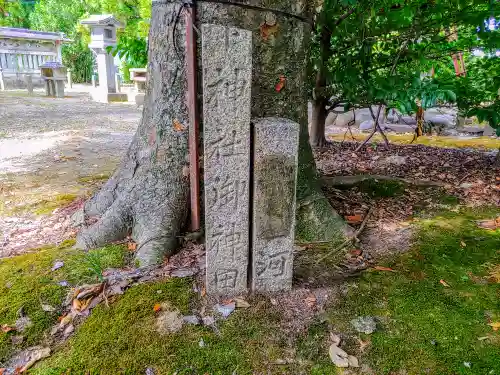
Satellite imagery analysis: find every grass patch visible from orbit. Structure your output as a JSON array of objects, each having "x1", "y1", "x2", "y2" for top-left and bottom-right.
[
  {"x1": 0, "y1": 241, "x2": 127, "y2": 363},
  {"x1": 322, "y1": 208, "x2": 500, "y2": 374},
  {"x1": 329, "y1": 133, "x2": 500, "y2": 150}
]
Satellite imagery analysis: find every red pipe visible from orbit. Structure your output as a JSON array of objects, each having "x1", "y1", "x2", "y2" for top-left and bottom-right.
[{"x1": 185, "y1": 4, "x2": 201, "y2": 232}]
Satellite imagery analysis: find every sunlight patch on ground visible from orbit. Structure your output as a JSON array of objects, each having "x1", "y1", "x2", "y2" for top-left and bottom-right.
[{"x1": 329, "y1": 133, "x2": 500, "y2": 150}]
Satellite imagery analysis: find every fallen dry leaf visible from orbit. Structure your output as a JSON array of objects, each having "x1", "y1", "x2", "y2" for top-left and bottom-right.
[
  {"x1": 488, "y1": 322, "x2": 500, "y2": 331},
  {"x1": 234, "y1": 297, "x2": 250, "y2": 309},
  {"x1": 200, "y1": 286, "x2": 206, "y2": 298},
  {"x1": 476, "y1": 217, "x2": 500, "y2": 230},
  {"x1": 357, "y1": 337, "x2": 371, "y2": 352},
  {"x1": 1, "y1": 324, "x2": 16, "y2": 333},
  {"x1": 373, "y1": 266, "x2": 396, "y2": 272},
  {"x1": 173, "y1": 119, "x2": 185, "y2": 132},
  {"x1": 460, "y1": 240, "x2": 467, "y2": 248},
  {"x1": 0, "y1": 368, "x2": 5, "y2": 375},
  {"x1": 440, "y1": 279, "x2": 451, "y2": 287},
  {"x1": 305, "y1": 294, "x2": 317, "y2": 308},
  {"x1": 79, "y1": 298, "x2": 93, "y2": 312},
  {"x1": 350, "y1": 249, "x2": 363, "y2": 257},
  {"x1": 260, "y1": 23, "x2": 279, "y2": 40},
  {"x1": 127, "y1": 242, "x2": 137, "y2": 251},
  {"x1": 154, "y1": 303, "x2": 162, "y2": 313},
  {"x1": 345, "y1": 214, "x2": 363, "y2": 224},
  {"x1": 72, "y1": 299, "x2": 82, "y2": 311}
]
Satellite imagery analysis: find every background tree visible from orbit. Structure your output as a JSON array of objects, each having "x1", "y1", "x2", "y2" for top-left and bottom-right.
[
  {"x1": 0, "y1": 0, "x2": 34, "y2": 28},
  {"x1": 25, "y1": 0, "x2": 151, "y2": 83},
  {"x1": 309, "y1": 0, "x2": 500, "y2": 147}
]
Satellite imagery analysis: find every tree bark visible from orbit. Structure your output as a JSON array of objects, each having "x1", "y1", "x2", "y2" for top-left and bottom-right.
[
  {"x1": 310, "y1": 98, "x2": 329, "y2": 147},
  {"x1": 76, "y1": 1, "x2": 190, "y2": 266},
  {"x1": 77, "y1": 0, "x2": 351, "y2": 266},
  {"x1": 309, "y1": 12, "x2": 332, "y2": 147}
]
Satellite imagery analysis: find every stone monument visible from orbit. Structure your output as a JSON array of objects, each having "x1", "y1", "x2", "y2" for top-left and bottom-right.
[
  {"x1": 80, "y1": 15, "x2": 127, "y2": 103},
  {"x1": 202, "y1": 23, "x2": 300, "y2": 295},
  {"x1": 203, "y1": 24, "x2": 252, "y2": 295},
  {"x1": 252, "y1": 118, "x2": 299, "y2": 292}
]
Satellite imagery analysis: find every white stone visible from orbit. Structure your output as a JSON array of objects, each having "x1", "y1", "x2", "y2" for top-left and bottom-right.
[
  {"x1": 329, "y1": 344, "x2": 349, "y2": 368},
  {"x1": 252, "y1": 118, "x2": 299, "y2": 292},
  {"x1": 360, "y1": 120, "x2": 374, "y2": 131}
]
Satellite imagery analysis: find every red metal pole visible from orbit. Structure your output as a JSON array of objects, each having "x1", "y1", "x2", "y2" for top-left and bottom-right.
[{"x1": 185, "y1": 4, "x2": 201, "y2": 232}]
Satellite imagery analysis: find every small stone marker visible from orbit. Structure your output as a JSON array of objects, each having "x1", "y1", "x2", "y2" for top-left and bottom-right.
[
  {"x1": 252, "y1": 118, "x2": 299, "y2": 292},
  {"x1": 202, "y1": 24, "x2": 252, "y2": 295}
]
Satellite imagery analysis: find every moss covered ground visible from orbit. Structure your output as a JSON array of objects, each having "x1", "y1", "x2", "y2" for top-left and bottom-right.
[
  {"x1": 0, "y1": 207, "x2": 482, "y2": 373},
  {"x1": 0, "y1": 241, "x2": 127, "y2": 363}
]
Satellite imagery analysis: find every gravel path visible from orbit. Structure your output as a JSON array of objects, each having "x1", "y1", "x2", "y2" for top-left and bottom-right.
[{"x1": 0, "y1": 91, "x2": 141, "y2": 257}]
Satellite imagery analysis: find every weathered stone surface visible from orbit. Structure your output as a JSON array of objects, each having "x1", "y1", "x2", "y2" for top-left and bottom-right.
[
  {"x1": 202, "y1": 24, "x2": 252, "y2": 295},
  {"x1": 252, "y1": 117, "x2": 299, "y2": 292}
]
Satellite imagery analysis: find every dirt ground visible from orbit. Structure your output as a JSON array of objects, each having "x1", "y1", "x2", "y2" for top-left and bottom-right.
[{"x1": 0, "y1": 91, "x2": 140, "y2": 257}]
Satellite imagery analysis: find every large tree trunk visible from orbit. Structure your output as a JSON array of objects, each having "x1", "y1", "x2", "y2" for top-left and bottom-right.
[
  {"x1": 76, "y1": 2, "x2": 190, "y2": 266},
  {"x1": 76, "y1": 0, "x2": 350, "y2": 266}
]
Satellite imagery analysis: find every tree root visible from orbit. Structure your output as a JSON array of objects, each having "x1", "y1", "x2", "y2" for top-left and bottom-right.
[
  {"x1": 322, "y1": 175, "x2": 447, "y2": 188},
  {"x1": 315, "y1": 206, "x2": 374, "y2": 264}
]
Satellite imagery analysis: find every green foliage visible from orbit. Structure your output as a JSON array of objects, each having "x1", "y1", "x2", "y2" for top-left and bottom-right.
[
  {"x1": 0, "y1": 0, "x2": 34, "y2": 28},
  {"x1": 29, "y1": 0, "x2": 87, "y2": 33},
  {"x1": 107, "y1": 35, "x2": 148, "y2": 79},
  {"x1": 21, "y1": 0, "x2": 152, "y2": 83},
  {"x1": 390, "y1": 76, "x2": 457, "y2": 115},
  {"x1": 314, "y1": 0, "x2": 500, "y2": 127},
  {"x1": 448, "y1": 55, "x2": 500, "y2": 133},
  {"x1": 62, "y1": 40, "x2": 94, "y2": 84}
]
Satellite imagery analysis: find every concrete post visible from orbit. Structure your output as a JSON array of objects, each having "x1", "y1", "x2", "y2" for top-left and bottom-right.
[
  {"x1": 55, "y1": 80, "x2": 65, "y2": 98},
  {"x1": 25, "y1": 75, "x2": 33, "y2": 95},
  {"x1": 67, "y1": 69, "x2": 73, "y2": 88},
  {"x1": 114, "y1": 72, "x2": 121, "y2": 93},
  {"x1": 91, "y1": 74, "x2": 97, "y2": 88},
  {"x1": 0, "y1": 68, "x2": 4, "y2": 91}
]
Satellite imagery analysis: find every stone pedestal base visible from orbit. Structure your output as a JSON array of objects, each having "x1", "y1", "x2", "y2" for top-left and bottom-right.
[
  {"x1": 44, "y1": 80, "x2": 65, "y2": 98},
  {"x1": 134, "y1": 93, "x2": 145, "y2": 106},
  {"x1": 90, "y1": 90, "x2": 128, "y2": 103}
]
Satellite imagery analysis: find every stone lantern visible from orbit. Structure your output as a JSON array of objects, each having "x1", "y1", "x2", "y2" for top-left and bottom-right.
[{"x1": 80, "y1": 15, "x2": 127, "y2": 103}]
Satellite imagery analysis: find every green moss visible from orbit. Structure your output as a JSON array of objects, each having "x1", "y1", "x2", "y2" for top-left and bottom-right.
[
  {"x1": 34, "y1": 285, "x2": 293, "y2": 374},
  {"x1": 0, "y1": 241, "x2": 127, "y2": 362},
  {"x1": 322, "y1": 208, "x2": 500, "y2": 374},
  {"x1": 33, "y1": 194, "x2": 78, "y2": 215},
  {"x1": 77, "y1": 174, "x2": 110, "y2": 185},
  {"x1": 8, "y1": 194, "x2": 78, "y2": 216},
  {"x1": 295, "y1": 197, "x2": 348, "y2": 244}
]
